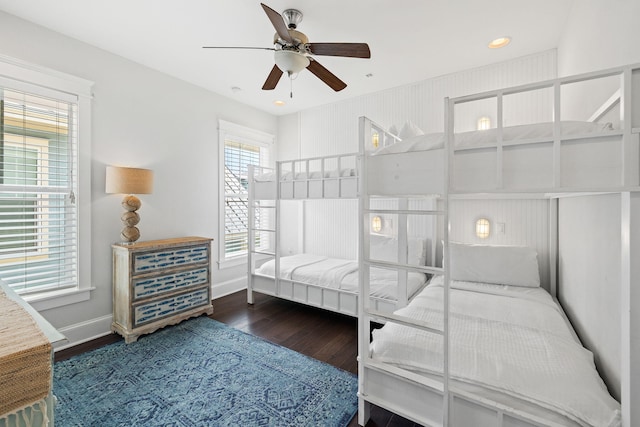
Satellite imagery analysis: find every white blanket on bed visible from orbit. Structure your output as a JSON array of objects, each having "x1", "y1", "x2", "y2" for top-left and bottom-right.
[
  {"x1": 370, "y1": 276, "x2": 621, "y2": 427},
  {"x1": 256, "y1": 254, "x2": 426, "y2": 300},
  {"x1": 372, "y1": 121, "x2": 614, "y2": 155}
]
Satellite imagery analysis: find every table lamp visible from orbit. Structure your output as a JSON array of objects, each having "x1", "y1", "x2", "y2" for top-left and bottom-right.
[{"x1": 105, "y1": 166, "x2": 154, "y2": 243}]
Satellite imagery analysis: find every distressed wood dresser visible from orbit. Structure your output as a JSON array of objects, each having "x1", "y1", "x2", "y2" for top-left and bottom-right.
[{"x1": 111, "y1": 237, "x2": 213, "y2": 343}]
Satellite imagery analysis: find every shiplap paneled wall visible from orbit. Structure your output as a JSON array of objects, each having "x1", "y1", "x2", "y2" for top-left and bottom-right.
[
  {"x1": 278, "y1": 50, "x2": 557, "y2": 262},
  {"x1": 448, "y1": 198, "x2": 551, "y2": 291},
  {"x1": 302, "y1": 199, "x2": 358, "y2": 259}
]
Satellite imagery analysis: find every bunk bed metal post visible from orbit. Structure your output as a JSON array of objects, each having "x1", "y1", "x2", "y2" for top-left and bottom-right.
[
  {"x1": 396, "y1": 197, "x2": 409, "y2": 307},
  {"x1": 548, "y1": 198, "x2": 558, "y2": 298},
  {"x1": 620, "y1": 191, "x2": 631, "y2": 427},
  {"x1": 552, "y1": 81, "x2": 562, "y2": 189},
  {"x1": 496, "y1": 92, "x2": 504, "y2": 190},
  {"x1": 443, "y1": 96, "x2": 453, "y2": 426},
  {"x1": 621, "y1": 66, "x2": 639, "y2": 187},
  {"x1": 247, "y1": 165, "x2": 256, "y2": 304},
  {"x1": 357, "y1": 116, "x2": 372, "y2": 426},
  {"x1": 275, "y1": 161, "x2": 281, "y2": 297}
]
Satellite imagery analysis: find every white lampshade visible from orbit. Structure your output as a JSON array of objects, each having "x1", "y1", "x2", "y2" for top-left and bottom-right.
[
  {"x1": 106, "y1": 166, "x2": 154, "y2": 195},
  {"x1": 274, "y1": 50, "x2": 310, "y2": 74}
]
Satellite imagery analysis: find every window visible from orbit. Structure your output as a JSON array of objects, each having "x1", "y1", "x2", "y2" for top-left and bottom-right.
[
  {"x1": 0, "y1": 55, "x2": 92, "y2": 308},
  {"x1": 219, "y1": 120, "x2": 273, "y2": 265}
]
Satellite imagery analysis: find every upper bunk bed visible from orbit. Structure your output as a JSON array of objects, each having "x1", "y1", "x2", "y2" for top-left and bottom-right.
[
  {"x1": 357, "y1": 63, "x2": 640, "y2": 427},
  {"x1": 361, "y1": 64, "x2": 640, "y2": 197},
  {"x1": 249, "y1": 152, "x2": 358, "y2": 200}
]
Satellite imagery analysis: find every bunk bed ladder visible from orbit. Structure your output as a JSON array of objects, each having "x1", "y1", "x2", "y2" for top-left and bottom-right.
[{"x1": 358, "y1": 116, "x2": 451, "y2": 426}]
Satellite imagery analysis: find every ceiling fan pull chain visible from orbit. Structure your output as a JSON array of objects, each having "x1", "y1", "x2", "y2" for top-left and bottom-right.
[{"x1": 290, "y1": 72, "x2": 294, "y2": 98}]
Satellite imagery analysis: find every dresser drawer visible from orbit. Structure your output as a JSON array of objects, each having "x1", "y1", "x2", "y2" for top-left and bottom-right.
[
  {"x1": 132, "y1": 267, "x2": 208, "y2": 301},
  {"x1": 133, "y1": 244, "x2": 209, "y2": 274},
  {"x1": 133, "y1": 287, "x2": 210, "y2": 327}
]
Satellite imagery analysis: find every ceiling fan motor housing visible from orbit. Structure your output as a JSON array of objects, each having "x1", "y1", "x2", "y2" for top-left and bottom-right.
[
  {"x1": 273, "y1": 29, "x2": 309, "y2": 48},
  {"x1": 282, "y1": 9, "x2": 303, "y2": 28}
]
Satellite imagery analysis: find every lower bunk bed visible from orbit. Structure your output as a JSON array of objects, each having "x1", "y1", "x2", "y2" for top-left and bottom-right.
[
  {"x1": 249, "y1": 252, "x2": 428, "y2": 316},
  {"x1": 359, "y1": 243, "x2": 621, "y2": 427}
]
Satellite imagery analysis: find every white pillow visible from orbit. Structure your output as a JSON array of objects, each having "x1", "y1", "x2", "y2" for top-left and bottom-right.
[
  {"x1": 370, "y1": 235, "x2": 426, "y2": 266},
  {"x1": 398, "y1": 120, "x2": 424, "y2": 140},
  {"x1": 448, "y1": 242, "x2": 540, "y2": 287}
]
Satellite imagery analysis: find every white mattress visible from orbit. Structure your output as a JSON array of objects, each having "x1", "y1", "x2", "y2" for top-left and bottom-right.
[
  {"x1": 370, "y1": 276, "x2": 621, "y2": 427},
  {"x1": 256, "y1": 254, "x2": 426, "y2": 300},
  {"x1": 372, "y1": 120, "x2": 614, "y2": 155}
]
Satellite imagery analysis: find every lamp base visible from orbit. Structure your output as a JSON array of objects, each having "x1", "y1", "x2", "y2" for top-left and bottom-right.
[
  {"x1": 120, "y1": 195, "x2": 142, "y2": 243},
  {"x1": 121, "y1": 226, "x2": 141, "y2": 243}
]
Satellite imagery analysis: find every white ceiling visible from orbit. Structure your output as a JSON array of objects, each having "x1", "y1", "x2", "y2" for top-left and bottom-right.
[{"x1": 0, "y1": 0, "x2": 574, "y2": 115}]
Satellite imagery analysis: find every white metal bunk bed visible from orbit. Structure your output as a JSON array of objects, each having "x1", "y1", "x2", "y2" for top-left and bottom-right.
[
  {"x1": 247, "y1": 154, "x2": 430, "y2": 316},
  {"x1": 358, "y1": 64, "x2": 640, "y2": 427}
]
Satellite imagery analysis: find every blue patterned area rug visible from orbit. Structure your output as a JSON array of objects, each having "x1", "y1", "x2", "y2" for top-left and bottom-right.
[{"x1": 53, "y1": 317, "x2": 358, "y2": 426}]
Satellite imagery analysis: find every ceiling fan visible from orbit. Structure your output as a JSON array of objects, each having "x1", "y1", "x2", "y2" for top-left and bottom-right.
[{"x1": 203, "y1": 3, "x2": 371, "y2": 94}]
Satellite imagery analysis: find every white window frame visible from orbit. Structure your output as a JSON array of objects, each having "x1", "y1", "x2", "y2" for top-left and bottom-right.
[
  {"x1": 0, "y1": 54, "x2": 94, "y2": 311},
  {"x1": 218, "y1": 119, "x2": 273, "y2": 269}
]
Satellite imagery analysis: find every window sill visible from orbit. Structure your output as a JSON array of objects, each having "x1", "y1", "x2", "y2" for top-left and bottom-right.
[
  {"x1": 22, "y1": 286, "x2": 95, "y2": 312},
  {"x1": 218, "y1": 255, "x2": 248, "y2": 270}
]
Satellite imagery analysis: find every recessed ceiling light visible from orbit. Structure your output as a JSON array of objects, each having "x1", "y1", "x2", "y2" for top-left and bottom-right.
[
  {"x1": 488, "y1": 36, "x2": 511, "y2": 49},
  {"x1": 274, "y1": 100, "x2": 285, "y2": 106}
]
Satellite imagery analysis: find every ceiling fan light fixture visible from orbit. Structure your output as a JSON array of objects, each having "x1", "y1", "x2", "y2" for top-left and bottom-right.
[{"x1": 274, "y1": 50, "x2": 310, "y2": 74}]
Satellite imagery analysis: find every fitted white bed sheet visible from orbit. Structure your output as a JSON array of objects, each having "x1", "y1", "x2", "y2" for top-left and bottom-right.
[
  {"x1": 370, "y1": 276, "x2": 621, "y2": 427},
  {"x1": 372, "y1": 121, "x2": 614, "y2": 155},
  {"x1": 256, "y1": 253, "x2": 426, "y2": 300}
]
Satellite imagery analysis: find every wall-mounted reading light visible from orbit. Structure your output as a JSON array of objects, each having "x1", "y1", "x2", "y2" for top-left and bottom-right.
[
  {"x1": 371, "y1": 215, "x2": 383, "y2": 233},
  {"x1": 475, "y1": 218, "x2": 490, "y2": 239},
  {"x1": 372, "y1": 132, "x2": 379, "y2": 148},
  {"x1": 477, "y1": 116, "x2": 491, "y2": 130}
]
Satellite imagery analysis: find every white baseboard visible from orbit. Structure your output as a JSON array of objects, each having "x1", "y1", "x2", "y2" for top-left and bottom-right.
[
  {"x1": 213, "y1": 276, "x2": 247, "y2": 299},
  {"x1": 54, "y1": 314, "x2": 114, "y2": 352},
  {"x1": 53, "y1": 278, "x2": 247, "y2": 352}
]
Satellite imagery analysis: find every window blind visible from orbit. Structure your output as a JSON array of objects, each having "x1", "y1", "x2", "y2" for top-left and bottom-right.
[
  {"x1": 223, "y1": 139, "x2": 269, "y2": 257},
  {"x1": 0, "y1": 87, "x2": 78, "y2": 293}
]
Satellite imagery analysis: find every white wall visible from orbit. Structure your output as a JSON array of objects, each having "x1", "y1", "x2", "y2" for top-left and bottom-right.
[
  {"x1": 558, "y1": 194, "x2": 621, "y2": 400},
  {"x1": 557, "y1": 0, "x2": 640, "y2": 129},
  {"x1": 0, "y1": 11, "x2": 277, "y2": 347},
  {"x1": 448, "y1": 198, "x2": 551, "y2": 291},
  {"x1": 558, "y1": 0, "x2": 640, "y2": 77}
]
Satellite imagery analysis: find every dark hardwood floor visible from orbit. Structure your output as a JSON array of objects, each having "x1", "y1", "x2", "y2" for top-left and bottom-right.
[{"x1": 55, "y1": 290, "x2": 421, "y2": 427}]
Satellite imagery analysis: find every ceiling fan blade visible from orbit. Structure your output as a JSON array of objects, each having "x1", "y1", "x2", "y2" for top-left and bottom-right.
[
  {"x1": 306, "y1": 60, "x2": 347, "y2": 92},
  {"x1": 202, "y1": 46, "x2": 275, "y2": 51},
  {"x1": 262, "y1": 64, "x2": 283, "y2": 90},
  {"x1": 261, "y1": 3, "x2": 293, "y2": 43},
  {"x1": 307, "y1": 43, "x2": 371, "y2": 58}
]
